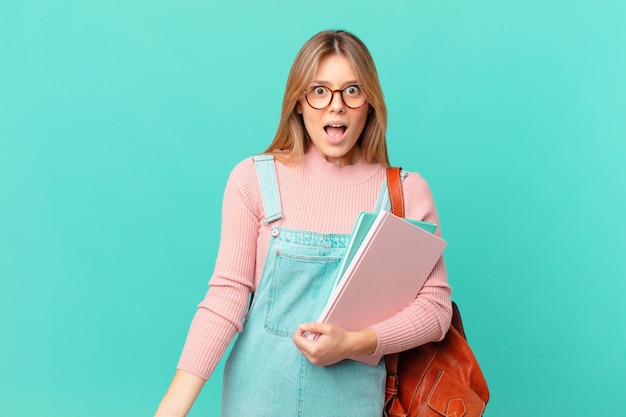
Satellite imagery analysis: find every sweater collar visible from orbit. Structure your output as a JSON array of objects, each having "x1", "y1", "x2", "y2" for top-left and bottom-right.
[{"x1": 303, "y1": 145, "x2": 381, "y2": 185}]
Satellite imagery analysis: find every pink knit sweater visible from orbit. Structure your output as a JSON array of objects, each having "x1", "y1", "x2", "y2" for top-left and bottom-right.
[{"x1": 177, "y1": 147, "x2": 452, "y2": 380}]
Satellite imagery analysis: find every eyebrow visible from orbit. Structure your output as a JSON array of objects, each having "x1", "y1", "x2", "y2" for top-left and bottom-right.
[{"x1": 309, "y1": 80, "x2": 360, "y2": 88}]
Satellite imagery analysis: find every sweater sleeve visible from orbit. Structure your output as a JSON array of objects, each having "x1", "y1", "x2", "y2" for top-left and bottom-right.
[
  {"x1": 176, "y1": 158, "x2": 261, "y2": 380},
  {"x1": 369, "y1": 172, "x2": 453, "y2": 357}
]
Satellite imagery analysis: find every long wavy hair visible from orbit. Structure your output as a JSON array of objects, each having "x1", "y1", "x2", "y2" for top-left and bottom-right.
[{"x1": 264, "y1": 30, "x2": 389, "y2": 166}]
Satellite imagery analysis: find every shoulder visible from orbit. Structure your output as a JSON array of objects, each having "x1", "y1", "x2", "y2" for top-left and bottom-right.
[
  {"x1": 228, "y1": 152, "x2": 303, "y2": 185},
  {"x1": 222, "y1": 156, "x2": 264, "y2": 214},
  {"x1": 227, "y1": 156, "x2": 258, "y2": 189},
  {"x1": 401, "y1": 169, "x2": 426, "y2": 183},
  {"x1": 402, "y1": 170, "x2": 432, "y2": 196},
  {"x1": 399, "y1": 170, "x2": 439, "y2": 223}
]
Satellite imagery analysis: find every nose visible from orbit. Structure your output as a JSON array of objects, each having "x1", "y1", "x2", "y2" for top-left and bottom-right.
[{"x1": 328, "y1": 90, "x2": 346, "y2": 112}]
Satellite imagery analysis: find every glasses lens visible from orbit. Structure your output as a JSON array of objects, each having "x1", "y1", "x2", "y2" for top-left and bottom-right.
[
  {"x1": 306, "y1": 86, "x2": 332, "y2": 109},
  {"x1": 341, "y1": 85, "x2": 366, "y2": 109}
]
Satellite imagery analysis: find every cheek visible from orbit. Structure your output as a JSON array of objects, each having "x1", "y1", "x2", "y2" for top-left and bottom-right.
[
  {"x1": 354, "y1": 109, "x2": 370, "y2": 131},
  {"x1": 301, "y1": 108, "x2": 321, "y2": 129},
  {"x1": 300, "y1": 113, "x2": 318, "y2": 139}
]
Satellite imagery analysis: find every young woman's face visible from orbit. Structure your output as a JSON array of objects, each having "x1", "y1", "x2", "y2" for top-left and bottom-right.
[{"x1": 298, "y1": 54, "x2": 370, "y2": 167}]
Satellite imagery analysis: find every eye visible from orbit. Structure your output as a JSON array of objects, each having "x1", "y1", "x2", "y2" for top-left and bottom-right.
[
  {"x1": 312, "y1": 86, "x2": 328, "y2": 96},
  {"x1": 344, "y1": 85, "x2": 361, "y2": 96}
]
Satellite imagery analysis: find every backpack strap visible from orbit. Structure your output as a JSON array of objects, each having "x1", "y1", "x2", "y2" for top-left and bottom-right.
[
  {"x1": 386, "y1": 167, "x2": 405, "y2": 218},
  {"x1": 373, "y1": 167, "x2": 407, "y2": 213}
]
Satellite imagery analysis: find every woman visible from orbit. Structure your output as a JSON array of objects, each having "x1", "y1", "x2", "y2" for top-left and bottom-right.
[{"x1": 154, "y1": 29, "x2": 452, "y2": 417}]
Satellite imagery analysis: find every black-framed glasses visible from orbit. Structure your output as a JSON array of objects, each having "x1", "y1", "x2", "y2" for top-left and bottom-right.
[{"x1": 302, "y1": 85, "x2": 367, "y2": 110}]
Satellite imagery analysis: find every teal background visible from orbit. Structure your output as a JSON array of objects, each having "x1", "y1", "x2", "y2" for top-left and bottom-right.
[{"x1": 1, "y1": 0, "x2": 625, "y2": 415}]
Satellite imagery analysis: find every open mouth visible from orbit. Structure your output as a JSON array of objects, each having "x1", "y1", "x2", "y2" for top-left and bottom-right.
[{"x1": 324, "y1": 123, "x2": 347, "y2": 141}]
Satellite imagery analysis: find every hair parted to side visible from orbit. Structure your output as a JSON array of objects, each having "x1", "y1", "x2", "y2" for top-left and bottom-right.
[{"x1": 265, "y1": 30, "x2": 389, "y2": 166}]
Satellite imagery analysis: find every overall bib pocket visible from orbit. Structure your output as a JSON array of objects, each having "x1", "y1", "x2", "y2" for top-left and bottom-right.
[{"x1": 264, "y1": 249, "x2": 341, "y2": 337}]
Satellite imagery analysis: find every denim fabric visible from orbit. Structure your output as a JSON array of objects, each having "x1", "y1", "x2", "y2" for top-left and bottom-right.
[
  {"x1": 253, "y1": 155, "x2": 283, "y2": 223},
  {"x1": 221, "y1": 156, "x2": 387, "y2": 417}
]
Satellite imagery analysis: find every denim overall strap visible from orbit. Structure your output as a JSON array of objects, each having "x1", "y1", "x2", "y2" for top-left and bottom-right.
[
  {"x1": 253, "y1": 154, "x2": 283, "y2": 224},
  {"x1": 373, "y1": 168, "x2": 408, "y2": 212}
]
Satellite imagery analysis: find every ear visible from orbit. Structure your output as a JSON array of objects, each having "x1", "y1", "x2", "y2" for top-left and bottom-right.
[{"x1": 296, "y1": 102, "x2": 303, "y2": 114}]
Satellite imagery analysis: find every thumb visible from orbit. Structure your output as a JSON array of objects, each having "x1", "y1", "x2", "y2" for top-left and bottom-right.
[{"x1": 298, "y1": 322, "x2": 331, "y2": 335}]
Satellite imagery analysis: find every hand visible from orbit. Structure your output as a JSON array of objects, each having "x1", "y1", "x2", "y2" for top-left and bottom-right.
[{"x1": 292, "y1": 322, "x2": 377, "y2": 367}]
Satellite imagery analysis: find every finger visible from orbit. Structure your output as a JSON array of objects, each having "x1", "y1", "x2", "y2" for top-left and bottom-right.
[
  {"x1": 293, "y1": 327, "x2": 306, "y2": 338},
  {"x1": 294, "y1": 323, "x2": 322, "y2": 341},
  {"x1": 299, "y1": 322, "x2": 330, "y2": 335},
  {"x1": 292, "y1": 332, "x2": 315, "y2": 355}
]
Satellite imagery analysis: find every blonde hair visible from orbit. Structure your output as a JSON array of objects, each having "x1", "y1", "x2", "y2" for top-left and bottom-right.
[{"x1": 265, "y1": 30, "x2": 389, "y2": 166}]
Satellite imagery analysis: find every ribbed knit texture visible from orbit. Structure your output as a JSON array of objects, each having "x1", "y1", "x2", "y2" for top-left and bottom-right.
[{"x1": 177, "y1": 147, "x2": 452, "y2": 380}]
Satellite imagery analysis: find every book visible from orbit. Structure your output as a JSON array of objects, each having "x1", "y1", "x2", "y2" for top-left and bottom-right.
[
  {"x1": 331, "y1": 212, "x2": 438, "y2": 291},
  {"x1": 315, "y1": 210, "x2": 447, "y2": 365}
]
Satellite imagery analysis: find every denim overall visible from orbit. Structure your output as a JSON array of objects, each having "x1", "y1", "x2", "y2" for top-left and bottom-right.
[{"x1": 221, "y1": 155, "x2": 404, "y2": 417}]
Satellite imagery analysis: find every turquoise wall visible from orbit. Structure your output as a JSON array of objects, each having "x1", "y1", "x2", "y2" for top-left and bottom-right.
[{"x1": 1, "y1": 1, "x2": 625, "y2": 416}]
